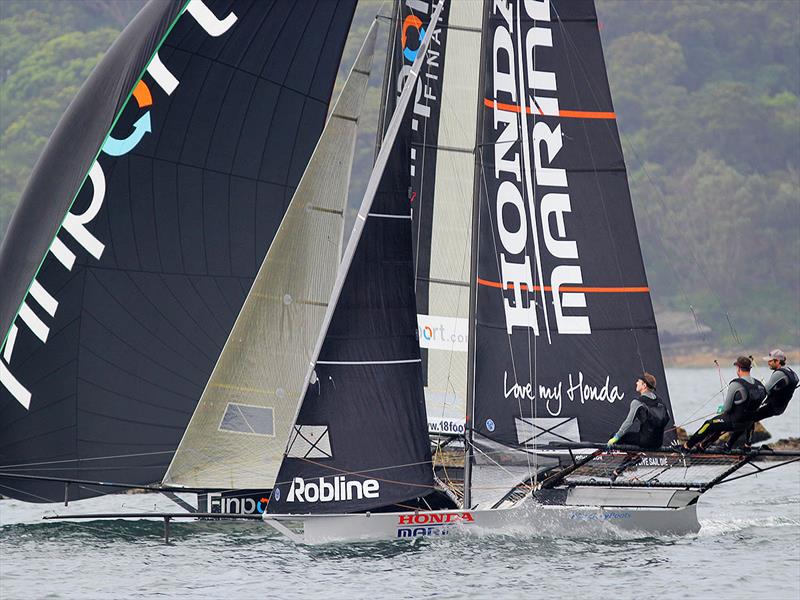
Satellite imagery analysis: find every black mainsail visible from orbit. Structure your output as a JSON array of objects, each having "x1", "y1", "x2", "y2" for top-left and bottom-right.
[
  {"x1": 268, "y1": 0, "x2": 445, "y2": 515},
  {"x1": 0, "y1": 0, "x2": 358, "y2": 502},
  {"x1": 471, "y1": 0, "x2": 674, "y2": 451}
]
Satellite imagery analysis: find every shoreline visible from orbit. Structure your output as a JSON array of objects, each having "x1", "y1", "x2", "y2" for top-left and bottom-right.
[{"x1": 662, "y1": 347, "x2": 800, "y2": 369}]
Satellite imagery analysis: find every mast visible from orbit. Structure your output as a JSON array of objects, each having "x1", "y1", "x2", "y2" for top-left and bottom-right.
[{"x1": 463, "y1": 0, "x2": 492, "y2": 511}]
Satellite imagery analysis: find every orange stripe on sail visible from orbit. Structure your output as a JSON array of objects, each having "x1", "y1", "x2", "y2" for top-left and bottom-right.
[
  {"x1": 133, "y1": 80, "x2": 153, "y2": 108},
  {"x1": 558, "y1": 109, "x2": 616, "y2": 120},
  {"x1": 483, "y1": 98, "x2": 616, "y2": 120},
  {"x1": 563, "y1": 286, "x2": 649, "y2": 293},
  {"x1": 476, "y1": 278, "x2": 648, "y2": 293}
]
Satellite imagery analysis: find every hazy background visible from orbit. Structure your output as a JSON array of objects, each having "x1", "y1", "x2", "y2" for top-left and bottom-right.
[{"x1": 1, "y1": 0, "x2": 798, "y2": 357}]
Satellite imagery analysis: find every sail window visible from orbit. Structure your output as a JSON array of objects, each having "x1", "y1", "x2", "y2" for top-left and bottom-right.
[
  {"x1": 514, "y1": 417, "x2": 580, "y2": 445},
  {"x1": 218, "y1": 403, "x2": 275, "y2": 437},
  {"x1": 286, "y1": 425, "x2": 332, "y2": 459}
]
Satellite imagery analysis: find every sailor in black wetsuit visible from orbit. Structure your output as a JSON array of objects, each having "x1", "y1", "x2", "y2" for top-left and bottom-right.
[
  {"x1": 607, "y1": 372, "x2": 670, "y2": 450},
  {"x1": 735, "y1": 349, "x2": 799, "y2": 448},
  {"x1": 684, "y1": 356, "x2": 767, "y2": 451}
]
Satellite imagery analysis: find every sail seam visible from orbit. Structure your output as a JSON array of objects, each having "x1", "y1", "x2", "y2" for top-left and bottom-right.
[
  {"x1": 308, "y1": 205, "x2": 344, "y2": 215},
  {"x1": 483, "y1": 97, "x2": 616, "y2": 119},
  {"x1": 417, "y1": 276, "x2": 469, "y2": 288},
  {"x1": 412, "y1": 142, "x2": 474, "y2": 154},
  {"x1": 333, "y1": 114, "x2": 359, "y2": 124},
  {"x1": 444, "y1": 24, "x2": 481, "y2": 33},
  {"x1": 475, "y1": 322, "x2": 660, "y2": 334}
]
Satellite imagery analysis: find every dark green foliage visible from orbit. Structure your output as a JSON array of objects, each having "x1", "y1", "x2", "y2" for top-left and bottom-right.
[
  {"x1": 0, "y1": 0, "x2": 142, "y2": 236},
  {"x1": 0, "y1": 0, "x2": 797, "y2": 349},
  {"x1": 598, "y1": 0, "x2": 799, "y2": 348}
]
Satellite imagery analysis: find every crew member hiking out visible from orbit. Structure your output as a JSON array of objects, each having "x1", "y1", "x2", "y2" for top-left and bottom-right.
[
  {"x1": 607, "y1": 373, "x2": 670, "y2": 449},
  {"x1": 606, "y1": 373, "x2": 670, "y2": 481},
  {"x1": 736, "y1": 349, "x2": 799, "y2": 448},
  {"x1": 684, "y1": 356, "x2": 767, "y2": 451}
]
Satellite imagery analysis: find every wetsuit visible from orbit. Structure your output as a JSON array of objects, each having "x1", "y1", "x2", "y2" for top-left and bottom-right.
[
  {"x1": 759, "y1": 366, "x2": 798, "y2": 417},
  {"x1": 736, "y1": 367, "x2": 799, "y2": 446},
  {"x1": 612, "y1": 391, "x2": 670, "y2": 450},
  {"x1": 686, "y1": 376, "x2": 766, "y2": 449}
]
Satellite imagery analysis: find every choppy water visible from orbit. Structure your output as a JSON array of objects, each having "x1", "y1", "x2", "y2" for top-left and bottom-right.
[{"x1": 2, "y1": 368, "x2": 799, "y2": 599}]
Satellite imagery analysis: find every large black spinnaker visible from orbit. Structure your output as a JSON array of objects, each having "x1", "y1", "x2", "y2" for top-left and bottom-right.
[
  {"x1": 0, "y1": 0, "x2": 357, "y2": 502},
  {"x1": 471, "y1": 0, "x2": 674, "y2": 450},
  {"x1": 268, "y1": 0, "x2": 446, "y2": 516}
]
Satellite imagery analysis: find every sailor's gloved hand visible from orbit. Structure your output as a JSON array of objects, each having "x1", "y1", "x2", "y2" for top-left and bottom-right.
[{"x1": 607, "y1": 436, "x2": 619, "y2": 448}]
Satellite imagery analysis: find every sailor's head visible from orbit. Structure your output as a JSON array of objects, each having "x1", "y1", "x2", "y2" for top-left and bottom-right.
[
  {"x1": 734, "y1": 356, "x2": 752, "y2": 374},
  {"x1": 636, "y1": 372, "x2": 657, "y2": 393},
  {"x1": 763, "y1": 349, "x2": 787, "y2": 369}
]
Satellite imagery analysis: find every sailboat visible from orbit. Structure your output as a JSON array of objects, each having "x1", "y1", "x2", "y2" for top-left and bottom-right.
[
  {"x1": 256, "y1": 0, "x2": 800, "y2": 543},
  {"x1": 2, "y1": 0, "x2": 797, "y2": 543}
]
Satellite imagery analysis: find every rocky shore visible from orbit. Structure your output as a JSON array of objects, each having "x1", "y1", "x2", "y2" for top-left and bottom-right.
[{"x1": 661, "y1": 347, "x2": 800, "y2": 369}]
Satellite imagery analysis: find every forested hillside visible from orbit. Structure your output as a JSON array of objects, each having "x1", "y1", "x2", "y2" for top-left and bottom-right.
[
  {"x1": 0, "y1": 0, "x2": 797, "y2": 352},
  {"x1": 597, "y1": 0, "x2": 799, "y2": 351}
]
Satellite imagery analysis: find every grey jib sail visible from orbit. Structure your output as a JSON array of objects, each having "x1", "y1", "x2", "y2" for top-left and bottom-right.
[
  {"x1": 268, "y1": 0, "x2": 445, "y2": 515},
  {"x1": 0, "y1": 0, "x2": 358, "y2": 503},
  {"x1": 163, "y1": 23, "x2": 378, "y2": 490},
  {"x1": 472, "y1": 0, "x2": 674, "y2": 448}
]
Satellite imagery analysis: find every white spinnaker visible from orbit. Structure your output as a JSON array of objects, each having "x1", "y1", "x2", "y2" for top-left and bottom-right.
[
  {"x1": 162, "y1": 23, "x2": 378, "y2": 489},
  {"x1": 420, "y1": 2, "x2": 483, "y2": 427}
]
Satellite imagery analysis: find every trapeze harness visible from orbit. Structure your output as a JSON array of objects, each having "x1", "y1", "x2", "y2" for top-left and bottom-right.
[
  {"x1": 637, "y1": 396, "x2": 670, "y2": 449},
  {"x1": 758, "y1": 367, "x2": 799, "y2": 418},
  {"x1": 728, "y1": 377, "x2": 768, "y2": 422},
  {"x1": 687, "y1": 378, "x2": 767, "y2": 449}
]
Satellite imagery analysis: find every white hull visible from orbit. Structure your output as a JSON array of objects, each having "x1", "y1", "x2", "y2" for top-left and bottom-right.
[{"x1": 263, "y1": 487, "x2": 701, "y2": 544}]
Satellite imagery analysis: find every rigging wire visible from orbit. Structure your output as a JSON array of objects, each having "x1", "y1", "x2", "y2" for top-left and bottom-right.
[{"x1": 0, "y1": 450, "x2": 174, "y2": 471}]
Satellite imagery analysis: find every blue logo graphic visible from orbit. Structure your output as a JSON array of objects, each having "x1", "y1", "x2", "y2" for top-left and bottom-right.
[
  {"x1": 273, "y1": 487, "x2": 281, "y2": 502},
  {"x1": 486, "y1": 419, "x2": 495, "y2": 432},
  {"x1": 102, "y1": 112, "x2": 152, "y2": 156}
]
